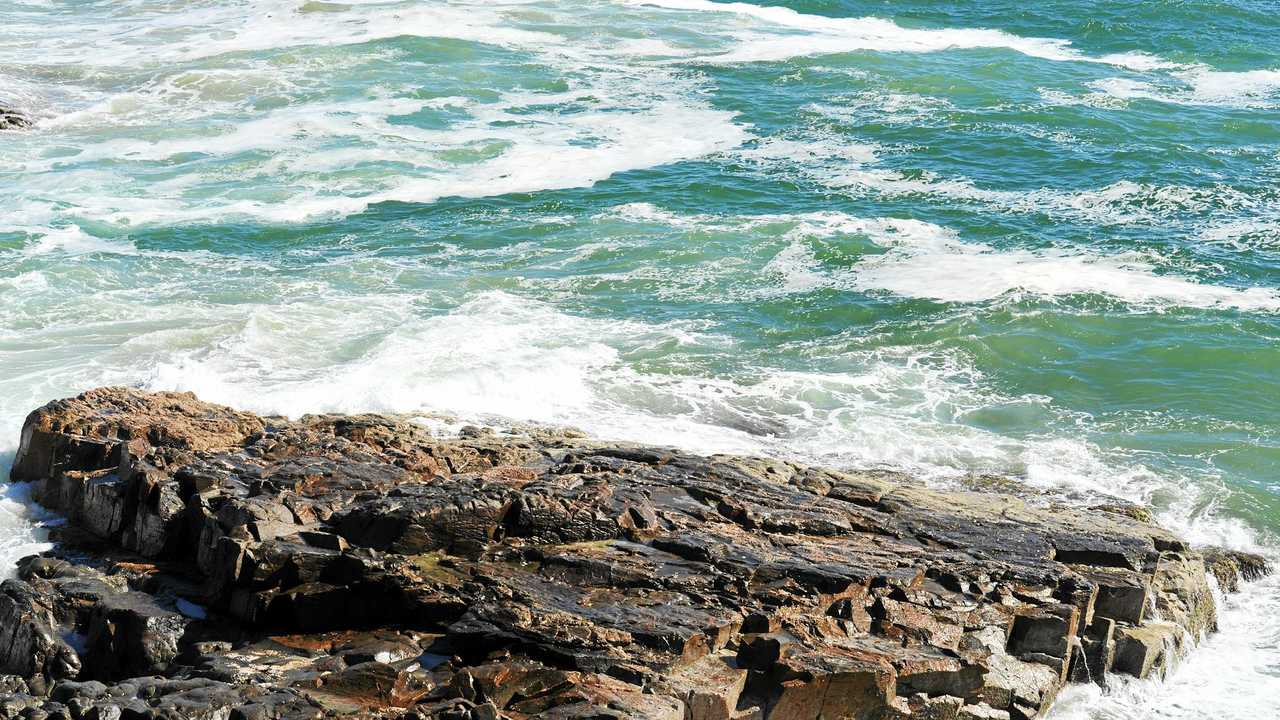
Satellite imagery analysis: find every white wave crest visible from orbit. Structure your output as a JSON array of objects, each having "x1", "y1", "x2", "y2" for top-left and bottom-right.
[
  {"x1": 1080, "y1": 67, "x2": 1280, "y2": 109},
  {"x1": 0, "y1": 482, "x2": 53, "y2": 580},
  {"x1": 844, "y1": 219, "x2": 1280, "y2": 311},
  {"x1": 0, "y1": 1, "x2": 751, "y2": 230},
  {"x1": 738, "y1": 133, "x2": 1267, "y2": 228},
  {"x1": 0, "y1": 0, "x2": 561, "y2": 67},
  {"x1": 26, "y1": 97, "x2": 747, "y2": 227},
  {"x1": 598, "y1": 206, "x2": 1280, "y2": 312},
  {"x1": 621, "y1": 0, "x2": 1173, "y2": 69},
  {"x1": 1182, "y1": 67, "x2": 1280, "y2": 106}
]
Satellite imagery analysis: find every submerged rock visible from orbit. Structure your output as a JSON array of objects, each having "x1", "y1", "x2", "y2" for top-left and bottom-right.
[
  {"x1": 0, "y1": 388, "x2": 1268, "y2": 719},
  {"x1": 0, "y1": 107, "x2": 32, "y2": 130}
]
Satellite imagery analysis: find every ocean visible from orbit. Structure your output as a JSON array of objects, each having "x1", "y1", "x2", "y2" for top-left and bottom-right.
[{"x1": 1, "y1": 1, "x2": 1278, "y2": 716}]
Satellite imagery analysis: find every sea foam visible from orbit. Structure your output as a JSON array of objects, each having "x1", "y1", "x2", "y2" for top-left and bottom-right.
[
  {"x1": 843, "y1": 218, "x2": 1280, "y2": 312},
  {"x1": 0, "y1": 2, "x2": 750, "y2": 231},
  {"x1": 0, "y1": 483, "x2": 52, "y2": 580},
  {"x1": 622, "y1": 0, "x2": 1173, "y2": 69}
]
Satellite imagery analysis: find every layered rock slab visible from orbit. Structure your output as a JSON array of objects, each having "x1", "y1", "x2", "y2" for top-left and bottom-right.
[{"x1": 0, "y1": 388, "x2": 1268, "y2": 720}]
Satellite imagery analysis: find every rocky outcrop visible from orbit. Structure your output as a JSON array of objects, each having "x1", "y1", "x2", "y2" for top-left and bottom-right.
[
  {"x1": 0, "y1": 388, "x2": 1269, "y2": 720},
  {"x1": 0, "y1": 107, "x2": 32, "y2": 130}
]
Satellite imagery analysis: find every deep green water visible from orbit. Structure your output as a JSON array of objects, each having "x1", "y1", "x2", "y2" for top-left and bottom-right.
[{"x1": 1, "y1": 1, "x2": 1278, "y2": 715}]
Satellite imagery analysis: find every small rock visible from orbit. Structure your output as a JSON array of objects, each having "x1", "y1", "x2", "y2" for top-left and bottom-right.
[{"x1": 0, "y1": 107, "x2": 32, "y2": 130}]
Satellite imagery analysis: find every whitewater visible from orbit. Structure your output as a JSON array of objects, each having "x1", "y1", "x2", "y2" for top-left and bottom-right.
[{"x1": 2, "y1": 0, "x2": 1279, "y2": 717}]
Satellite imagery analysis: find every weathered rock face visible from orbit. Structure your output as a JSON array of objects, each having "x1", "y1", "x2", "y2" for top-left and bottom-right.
[{"x1": 0, "y1": 388, "x2": 1269, "y2": 720}]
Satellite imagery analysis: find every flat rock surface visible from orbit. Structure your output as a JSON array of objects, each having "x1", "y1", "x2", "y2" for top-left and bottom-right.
[{"x1": 0, "y1": 388, "x2": 1268, "y2": 720}]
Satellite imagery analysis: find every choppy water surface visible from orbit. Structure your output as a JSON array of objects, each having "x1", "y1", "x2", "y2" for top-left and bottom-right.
[{"x1": 2, "y1": 1, "x2": 1279, "y2": 715}]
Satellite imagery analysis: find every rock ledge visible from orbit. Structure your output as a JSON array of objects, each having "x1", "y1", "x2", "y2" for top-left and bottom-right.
[{"x1": 0, "y1": 388, "x2": 1268, "y2": 720}]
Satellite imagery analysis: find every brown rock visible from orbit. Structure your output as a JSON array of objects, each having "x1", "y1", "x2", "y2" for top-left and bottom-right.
[
  {"x1": 1113, "y1": 623, "x2": 1183, "y2": 679},
  {"x1": 0, "y1": 389, "x2": 1266, "y2": 720}
]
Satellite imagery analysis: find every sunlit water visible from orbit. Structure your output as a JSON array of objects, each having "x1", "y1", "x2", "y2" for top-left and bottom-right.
[{"x1": 2, "y1": 1, "x2": 1278, "y2": 715}]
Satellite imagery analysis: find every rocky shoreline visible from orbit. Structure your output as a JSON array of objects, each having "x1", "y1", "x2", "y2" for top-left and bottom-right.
[{"x1": 0, "y1": 388, "x2": 1268, "y2": 720}]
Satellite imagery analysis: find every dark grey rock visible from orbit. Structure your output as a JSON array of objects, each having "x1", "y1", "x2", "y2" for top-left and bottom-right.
[{"x1": 0, "y1": 388, "x2": 1267, "y2": 719}]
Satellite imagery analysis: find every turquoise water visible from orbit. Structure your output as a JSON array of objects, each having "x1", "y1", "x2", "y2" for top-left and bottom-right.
[{"x1": 1, "y1": 1, "x2": 1278, "y2": 714}]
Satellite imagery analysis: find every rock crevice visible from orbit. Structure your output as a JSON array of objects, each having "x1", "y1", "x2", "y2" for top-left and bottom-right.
[{"x1": 0, "y1": 388, "x2": 1268, "y2": 720}]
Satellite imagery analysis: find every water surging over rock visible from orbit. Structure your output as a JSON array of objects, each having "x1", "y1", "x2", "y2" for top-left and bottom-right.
[
  {"x1": 0, "y1": 388, "x2": 1268, "y2": 719},
  {"x1": 0, "y1": 107, "x2": 32, "y2": 130}
]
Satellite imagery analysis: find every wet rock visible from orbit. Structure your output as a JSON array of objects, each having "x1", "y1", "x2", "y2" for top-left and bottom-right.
[
  {"x1": 1150, "y1": 553, "x2": 1216, "y2": 640},
  {"x1": 1082, "y1": 569, "x2": 1148, "y2": 625},
  {"x1": 0, "y1": 107, "x2": 32, "y2": 130},
  {"x1": 1067, "y1": 618, "x2": 1116, "y2": 686},
  {"x1": 0, "y1": 581, "x2": 80, "y2": 687},
  {"x1": 1112, "y1": 624, "x2": 1184, "y2": 680},
  {"x1": 312, "y1": 661, "x2": 432, "y2": 710},
  {"x1": 1006, "y1": 605, "x2": 1077, "y2": 670},
  {"x1": 0, "y1": 388, "x2": 1269, "y2": 719},
  {"x1": 978, "y1": 655, "x2": 1059, "y2": 717},
  {"x1": 82, "y1": 592, "x2": 188, "y2": 680},
  {"x1": 1203, "y1": 549, "x2": 1269, "y2": 593}
]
